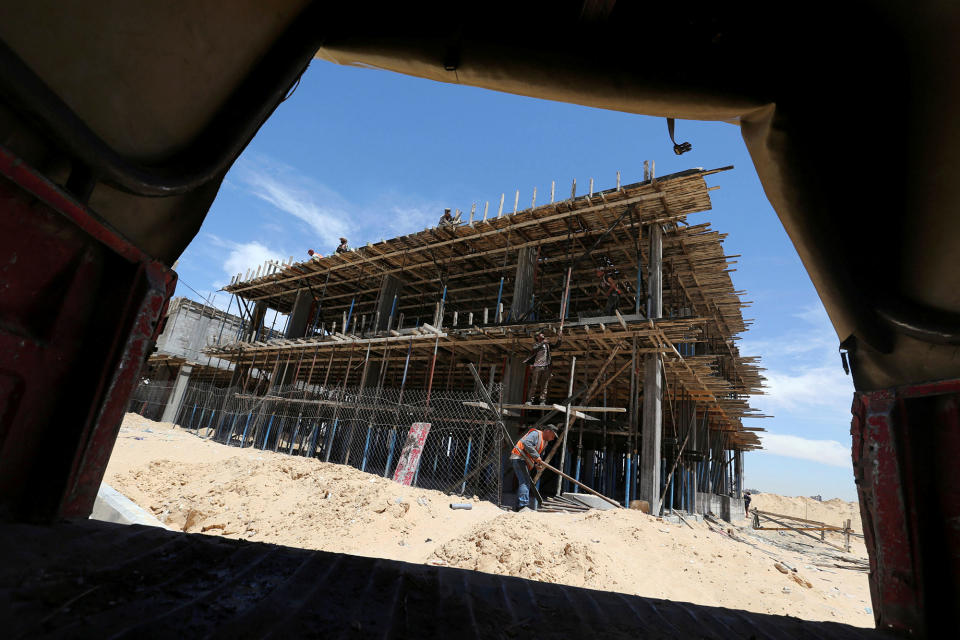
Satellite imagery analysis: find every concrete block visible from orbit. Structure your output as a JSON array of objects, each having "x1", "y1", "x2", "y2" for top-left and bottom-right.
[
  {"x1": 562, "y1": 492, "x2": 617, "y2": 511},
  {"x1": 663, "y1": 512, "x2": 702, "y2": 524},
  {"x1": 90, "y1": 483, "x2": 170, "y2": 529}
]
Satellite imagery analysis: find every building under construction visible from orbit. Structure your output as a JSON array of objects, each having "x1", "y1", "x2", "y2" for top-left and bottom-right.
[{"x1": 148, "y1": 164, "x2": 765, "y2": 519}]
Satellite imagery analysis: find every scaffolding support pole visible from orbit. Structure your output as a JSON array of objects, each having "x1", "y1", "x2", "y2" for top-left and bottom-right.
[
  {"x1": 556, "y1": 356, "x2": 576, "y2": 496},
  {"x1": 425, "y1": 336, "x2": 440, "y2": 408},
  {"x1": 343, "y1": 343, "x2": 372, "y2": 465}
]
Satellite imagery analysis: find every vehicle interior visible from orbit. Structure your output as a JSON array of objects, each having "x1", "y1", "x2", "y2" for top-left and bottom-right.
[{"x1": 0, "y1": 2, "x2": 956, "y2": 637}]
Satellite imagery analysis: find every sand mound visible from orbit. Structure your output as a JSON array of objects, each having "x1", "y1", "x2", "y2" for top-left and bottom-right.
[
  {"x1": 104, "y1": 413, "x2": 874, "y2": 627},
  {"x1": 430, "y1": 513, "x2": 607, "y2": 587},
  {"x1": 108, "y1": 433, "x2": 501, "y2": 562}
]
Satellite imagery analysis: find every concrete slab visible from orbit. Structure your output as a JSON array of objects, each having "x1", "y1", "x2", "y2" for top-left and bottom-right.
[
  {"x1": 663, "y1": 512, "x2": 703, "y2": 525},
  {"x1": 562, "y1": 492, "x2": 617, "y2": 511},
  {"x1": 90, "y1": 483, "x2": 171, "y2": 529}
]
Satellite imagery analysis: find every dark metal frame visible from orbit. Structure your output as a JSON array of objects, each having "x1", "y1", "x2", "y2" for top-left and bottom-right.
[
  {"x1": 852, "y1": 378, "x2": 960, "y2": 635},
  {"x1": 0, "y1": 144, "x2": 175, "y2": 520},
  {"x1": 0, "y1": 3, "x2": 323, "y2": 197}
]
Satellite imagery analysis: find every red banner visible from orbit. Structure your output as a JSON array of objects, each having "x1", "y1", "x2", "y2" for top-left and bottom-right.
[{"x1": 392, "y1": 422, "x2": 432, "y2": 486}]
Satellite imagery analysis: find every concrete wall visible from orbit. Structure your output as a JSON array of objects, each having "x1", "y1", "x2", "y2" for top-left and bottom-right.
[
  {"x1": 155, "y1": 297, "x2": 243, "y2": 367},
  {"x1": 696, "y1": 492, "x2": 746, "y2": 523}
]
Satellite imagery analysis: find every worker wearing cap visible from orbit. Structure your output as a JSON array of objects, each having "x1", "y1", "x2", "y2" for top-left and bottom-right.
[
  {"x1": 523, "y1": 329, "x2": 562, "y2": 405},
  {"x1": 438, "y1": 208, "x2": 461, "y2": 227},
  {"x1": 510, "y1": 424, "x2": 558, "y2": 511},
  {"x1": 307, "y1": 249, "x2": 323, "y2": 262},
  {"x1": 335, "y1": 237, "x2": 350, "y2": 253}
]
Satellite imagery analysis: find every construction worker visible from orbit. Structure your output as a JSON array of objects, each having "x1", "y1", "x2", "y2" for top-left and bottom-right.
[
  {"x1": 743, "y1": 490, "x2": 752, "y2": 516},
  {"x1": 438, "y1": 208, "x2": 461, "y2": 227},
  {"x1": 335, "y1": 237, "x2": 350, "y2": 253},
  {"x1": 510, "y1": 424, "x2": 558, "y2": 511},
  {"x1": 523, "y1": 329, "x2": 562, "y2": 404},
  {"x1": 307, "y1": 249, "x2": 323, "y2": 261},
  {"x1": 597, "y1": 267, "x2": 622, "y2": 315}
]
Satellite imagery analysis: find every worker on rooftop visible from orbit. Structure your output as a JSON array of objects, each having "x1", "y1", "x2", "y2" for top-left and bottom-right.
[
  {"x1": 307, "y1": 249, "x2": 323, "y2": 261},
  {"x1": 335, "y1": 237, "x2": 350, "y2": 253},
  {"x1": 510, "y1": 424, "x2": 558, "y2": 511},
  {"x1": 524, "y1": 329, "x2": 562, "y2": 405},
  {"x1": 438, "y1": 207, "x2": 461, "y2": 227}
]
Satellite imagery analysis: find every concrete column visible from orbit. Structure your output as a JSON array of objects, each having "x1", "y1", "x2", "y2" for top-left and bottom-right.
[
  {"x1": 510, "y1": 246, "x2": 537, "y2": 322},
  {"x1": 504, "y1": 246, "x2": 537, "y2": 404},
  {"x1": 639, "y1": 223, "x2": 663, "y2": 514},
  {"x1": 502, "y1": 247, "x2": 538, "y2": 438},
  {"x1": 646, "y1": 224, "x2": 662, "y2": 319},
  {"x1": 285, "y1": 289, "x2": 312, "y2": 338},
  {"x1": 361, "y1": 275, "x2": 405, "y2": 388},
  {"x1": 245, "y1": 301, "x2": 267, "y2": 342},
  {"x1": 734, "y1": 450, "x2": 743, "y2": 498},
  {"x1": 374, "y1": 275, "x2": 404, "y2": 331},
  {"x1": 161, "y1": 364, "x2": 193, "y2": 424}
]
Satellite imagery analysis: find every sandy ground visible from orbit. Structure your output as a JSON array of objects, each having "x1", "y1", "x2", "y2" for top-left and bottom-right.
[{"x1": 104, "y1": 413, "x2": 874, "y2": 628}]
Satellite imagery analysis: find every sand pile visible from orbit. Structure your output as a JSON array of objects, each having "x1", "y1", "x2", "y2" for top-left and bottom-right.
[
  {"x1": 107, "y1": 415, "x2": 501, "y2": 563},
  {"x1": 429, "y1": 508, "x2": 869, "y2": 623},
  {"x1": 104, "y1": 413, "x2": 874, "y2": 627},
  {"x1": 430, "y1": 513, "x2": 608, "y2": 588}
]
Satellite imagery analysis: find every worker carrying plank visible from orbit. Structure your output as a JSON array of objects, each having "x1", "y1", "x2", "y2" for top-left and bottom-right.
[
  {"x1": 509, "y1": 424, "x2": 558, "y2": 511},
  {"x1": 523, "y1": 329, "x2": 562, "y2": 405}
]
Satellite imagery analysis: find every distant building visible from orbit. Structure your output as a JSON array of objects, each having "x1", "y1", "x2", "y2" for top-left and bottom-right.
[{"x1": 130, "y1": 297, "x2": 246, "y2": 420}]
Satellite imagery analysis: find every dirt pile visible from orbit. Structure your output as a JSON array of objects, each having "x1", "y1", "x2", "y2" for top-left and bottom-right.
[
  {"x1": 430, "y1": 513, "x2": 607, "y2": 587},
  {"x1": 104, "y1": 413, "x2": 874, "y2": 627},
  {"x1": 107, "y1": 417, "x2": 501, "y2": 563}
]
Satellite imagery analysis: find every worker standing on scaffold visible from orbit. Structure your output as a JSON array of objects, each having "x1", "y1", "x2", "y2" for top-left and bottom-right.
[
  {"x1": 524, "y1": 329, "x2": 562, "y2": 405},
  {"x1": 597, "y1": 267, "x2": 622, "y2": 315}
]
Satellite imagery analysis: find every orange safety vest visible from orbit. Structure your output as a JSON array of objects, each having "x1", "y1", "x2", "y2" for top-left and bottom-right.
[{"x1": 512, "y1": 429, "x2": 546, "y2": 468}]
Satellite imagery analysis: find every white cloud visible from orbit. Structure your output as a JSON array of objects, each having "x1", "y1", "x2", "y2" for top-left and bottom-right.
[
  {"x1": 238, "y1": 158, "x2": 350, "y2": 248},
  {"x1": 758, "y1": 433, "x2": 850, "y2": 468},
  {"x1": 207, "y1": 234, "x2": 286, "y2": 282},
  {"x1": 793, "y1": 303, "x2": 833, "y2": 328},
  {"x1": 382, "y1": 205, "x2": 440, "y2": 237},
  {"x1": 761, "y1": 363, "x2": 853, "y2": 413},
  {"x1": 223, "y1": 241, "x2": 282, "y2": 279},
  {"x1": 739, "y1": 333, "x2": 836, "y2": 360},
  {"x1": 739, "y1": 303, "x2": 838, "y2": 361}
]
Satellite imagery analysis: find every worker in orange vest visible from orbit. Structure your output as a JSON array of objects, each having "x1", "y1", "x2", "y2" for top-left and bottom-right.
[{"x1": 509, "y1": 424, "x2": 558, "y2": 511}]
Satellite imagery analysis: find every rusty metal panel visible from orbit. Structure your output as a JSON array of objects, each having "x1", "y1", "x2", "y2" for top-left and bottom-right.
[
  {"x1": 0, "y1": 144, "x2": 175, "y2": 521},
  {"x1": 852, "y1": 380, "x2": 960, "y2": 636}
]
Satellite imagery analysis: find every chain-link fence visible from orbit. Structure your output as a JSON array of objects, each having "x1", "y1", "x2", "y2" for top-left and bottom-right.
[
  {"x1": 128, "y1": 379, "x2": 504, "y2": 503},
  {"x1": 127, "y1": 380, "x2": 176, "y2": 421}
]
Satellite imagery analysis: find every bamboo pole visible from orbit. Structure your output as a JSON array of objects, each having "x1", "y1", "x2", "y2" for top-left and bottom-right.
[{"x1": 556, "y1": 356, "x2": 576, "y2": 495}]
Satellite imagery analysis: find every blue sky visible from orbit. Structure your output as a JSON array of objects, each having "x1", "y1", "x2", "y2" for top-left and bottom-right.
[{"x1": 172, "y1": 61, "x2": 857, "y2": 500}]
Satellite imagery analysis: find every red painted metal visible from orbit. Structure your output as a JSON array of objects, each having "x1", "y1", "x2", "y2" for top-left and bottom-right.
[
  {"x1": 852, "y1": 378, "x2": 960, "y2": 636},
  {"x1": 0, "y1": 145, "x2": 175, "y2": 521}
]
